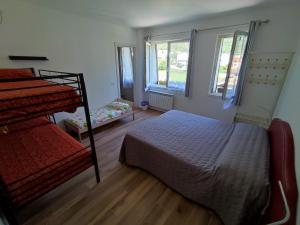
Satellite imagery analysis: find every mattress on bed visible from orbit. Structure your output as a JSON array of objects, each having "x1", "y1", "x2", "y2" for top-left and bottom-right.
[
  {"x1": 66, "y1": 100, "x2": 132, "y2": 129},
  {"x1": 0, "y1": 80, "x2": 82, "y2": 126},
  {"x1": 0, "y1": 117, "x2": 93, "y2": 206},
  {"x1": 0, "y1": 68, "x2": 34, "y2": 79},
  {"x1": 120, "y1": 110, "x2": 270, "y2": 225}
]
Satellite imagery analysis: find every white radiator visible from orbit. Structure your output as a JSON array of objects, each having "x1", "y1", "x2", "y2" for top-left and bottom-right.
[{"x1": 149, "y1": 92, "x2": 174, "y2": 111}]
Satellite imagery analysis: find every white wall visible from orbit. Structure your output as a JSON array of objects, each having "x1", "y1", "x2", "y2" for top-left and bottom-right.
[
  {"x1": 274, "y1": 34, "x2": 300, "y2": 224},
  {"x1": 136, "y1": 2, "x2": 300, "y2": 122},
  {"x1": 0, "y1": 0, "x2": 136, "y2": 123}
]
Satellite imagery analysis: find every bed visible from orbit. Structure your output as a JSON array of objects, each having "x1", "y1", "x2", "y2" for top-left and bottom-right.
[
  {"x1": 0, "y1": 116, "x2": 93, "y2": 206},
  {"x1": 0, "y1": 68, "x2": 101, "y2": 225},
  {"x1": 65, "y1": 99, "x2": 134, "y2": 141},
  {"x1": 120, "y1": 110, "x2": 298, "y2": 225},
  {"x1": 0, "y1": 68, "x2": 82, "y2": 127}
]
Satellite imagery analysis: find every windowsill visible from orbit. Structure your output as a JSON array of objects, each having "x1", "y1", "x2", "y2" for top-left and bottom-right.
[
  {"x1": 146, "y1": 85, "x2": 185, "y2": 96},
  {"x1": 208, "y1": 92, "x2": 222, "y2": 98}
]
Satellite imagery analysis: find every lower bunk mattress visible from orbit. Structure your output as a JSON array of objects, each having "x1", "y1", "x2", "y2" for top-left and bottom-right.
[
  {"x1": 0, "y1": 117, "x2": 93, "y2": 206},
  {"x1": 120, "y1": 110, "x2": 270, "y2": 225}
]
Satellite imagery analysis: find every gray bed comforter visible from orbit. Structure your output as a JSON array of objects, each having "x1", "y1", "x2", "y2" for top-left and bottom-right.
[{"x1": 119, "y1": 110, "x2": 270, "y2": 225}]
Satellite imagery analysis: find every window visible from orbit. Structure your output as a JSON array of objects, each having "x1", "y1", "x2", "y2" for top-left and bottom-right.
[
  {"x1": 147, "y1": 40, "x2": 190, "y2": 91},
  {"x1": 156, "y1": 43, "x2": 168, "y2": 86},
  {"x1": 210, "y1": 34, "x2": 234, "y2": 95},
  {"x1": 210, "y1": 32, "x2": 248, "y2": 97},
  {"x1": 224, "y1": 32, "x2": 248, "y2": 100},
  {"x1": 168, "y1": 41, "x2": 190, "y2": 90}
]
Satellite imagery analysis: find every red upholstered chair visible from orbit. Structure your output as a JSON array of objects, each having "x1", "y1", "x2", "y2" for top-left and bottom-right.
[{"x1": 263, "y1": 119, "x2": 298, "y2": 225}]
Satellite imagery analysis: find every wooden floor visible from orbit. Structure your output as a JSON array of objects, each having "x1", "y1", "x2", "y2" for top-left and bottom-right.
[{"x1": 18, "y1": 109, "x2": 222, "y2": 225}]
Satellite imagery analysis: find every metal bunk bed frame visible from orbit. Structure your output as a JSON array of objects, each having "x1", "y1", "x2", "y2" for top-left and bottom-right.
[{"x1": 0, "y1": 70, "x2": 100, "y2": 225}]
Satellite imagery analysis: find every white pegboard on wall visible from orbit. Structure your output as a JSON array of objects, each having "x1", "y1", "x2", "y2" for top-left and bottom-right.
[
  {"x1": 235, "y1": 52, "x2": 294, "y2": 128},
  {"x1": 247, "y1": 52, "x2": 292, "y2": 85}
]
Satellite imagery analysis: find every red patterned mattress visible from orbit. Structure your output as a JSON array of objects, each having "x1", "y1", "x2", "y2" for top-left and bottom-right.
[
  {"x1": 0, "y1": 68, "x2": 35, "y2": 79},
  {"x1": 0, "y1": 68, "x2": 82, "y2": 126},
  {"x1": 0, "y1": 117, "x2": 93, "y2": 206},
  {"x1": 0, "y1": 80, "x2": 82, "y2": 126}
]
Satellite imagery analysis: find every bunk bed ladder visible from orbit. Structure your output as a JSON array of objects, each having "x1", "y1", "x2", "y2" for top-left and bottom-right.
[{"x1": 79, "y1": 73, "x2": 101, "y2": 183}]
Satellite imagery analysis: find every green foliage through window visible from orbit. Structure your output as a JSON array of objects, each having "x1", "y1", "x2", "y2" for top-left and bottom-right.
[{"x1": 156, "y1": 41, "x2": 190, "y2": 90}]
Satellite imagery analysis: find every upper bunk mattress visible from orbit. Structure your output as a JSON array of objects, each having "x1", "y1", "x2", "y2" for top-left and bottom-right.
[
  {"x1": 0, "y1": 80, "x2": 82, "y2": 126},
  {"x1": 120, "y1": 110, "x2": 270, "y2": 225}
]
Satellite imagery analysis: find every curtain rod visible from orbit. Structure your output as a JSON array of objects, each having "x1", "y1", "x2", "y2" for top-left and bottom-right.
[{"x1": 150, "y1": 19, "x2": 270, "y2": 38}]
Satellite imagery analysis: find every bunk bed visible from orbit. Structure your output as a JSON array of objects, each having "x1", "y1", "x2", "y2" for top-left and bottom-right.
[{"x1": 0, "y1": 68, "x2": 100, "y2": 225}]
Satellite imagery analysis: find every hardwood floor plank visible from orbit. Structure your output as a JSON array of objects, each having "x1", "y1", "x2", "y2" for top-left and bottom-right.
[
  {"x1": 140, "y1": 189, "x2": 182, "y2": 225},
  {"x1": 162, "y1": 197, "x2": 196, "y2": 225},
  {"x1": 92, "y1": 175, "x2": 156, "y2": 225},
  {"x1": 184, "y1": 207, "x2": 212, "y2": 225},
  {"x1": 114, "y1": 179, "x2": 166, "y2": 225}
]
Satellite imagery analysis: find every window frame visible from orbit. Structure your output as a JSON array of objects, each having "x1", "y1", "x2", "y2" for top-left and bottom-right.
[
  {"x1": 209, "y1": 33, "x2": 234, "y2": 97},
  {"x1": 222, "y1": 30, "x2": 248, "y2": 101},
  {"x1": 151, "y1": 38, "x2": 190, "y2": 92}
]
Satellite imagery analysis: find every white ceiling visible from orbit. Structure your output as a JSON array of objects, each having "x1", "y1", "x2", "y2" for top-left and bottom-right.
[{"x1": 20, "y1": 0, "x2": 289, "y2": 28}]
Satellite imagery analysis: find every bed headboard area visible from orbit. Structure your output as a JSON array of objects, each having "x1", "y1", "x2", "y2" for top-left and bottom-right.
[
  {"x1": 0, "y1": 68, "x2": 35, "y2": 79},
  {"x1": 263, "y1": 119, "x2": 298, "y2": 225}
]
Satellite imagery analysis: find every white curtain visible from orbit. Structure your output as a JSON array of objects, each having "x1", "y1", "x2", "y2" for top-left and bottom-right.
[
  {"x1": 149, "y1": 44, "x2": 158, "y2": 85},
  {"x1": 121, "y1": 48, "x2": 134, "y2": 88},
  {"x1": 145, "y1": 40, "x2": 151, "y2": 90},
  {"x1": 145, "y1": 39, "x2": 158, "y2": 89}
]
